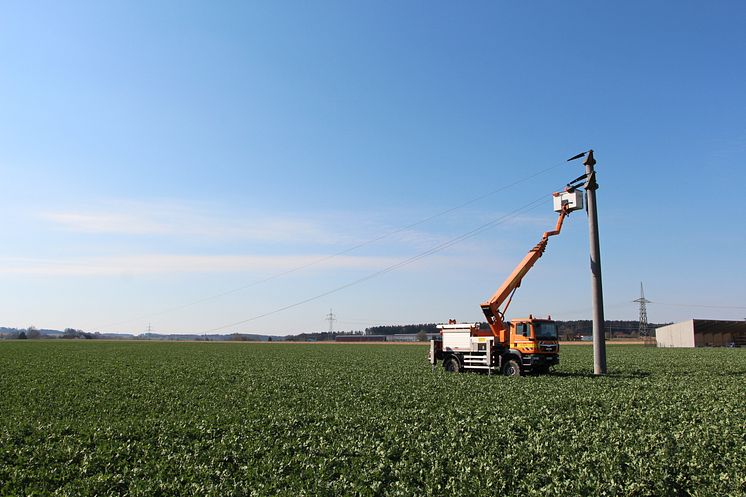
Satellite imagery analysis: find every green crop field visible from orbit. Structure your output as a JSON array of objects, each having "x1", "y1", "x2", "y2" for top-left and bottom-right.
[{"x1": 0, "y1": 341, "x2": 744, "y2": 496}]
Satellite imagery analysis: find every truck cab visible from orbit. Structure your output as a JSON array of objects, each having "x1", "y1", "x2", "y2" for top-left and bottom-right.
[{"x1": 506, "y1": 317, "x2": 559, "y2": 373}]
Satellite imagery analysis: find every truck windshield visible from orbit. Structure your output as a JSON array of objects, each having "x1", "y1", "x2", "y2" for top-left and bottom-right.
[{"x1": 535, "y1": 322, "x2": 558, "y2": 340}]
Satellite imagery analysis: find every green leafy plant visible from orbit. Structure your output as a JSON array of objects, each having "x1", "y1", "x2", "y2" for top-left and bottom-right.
[{"x1": 0, "y1": 342, "x2": 744, "y2": 496}]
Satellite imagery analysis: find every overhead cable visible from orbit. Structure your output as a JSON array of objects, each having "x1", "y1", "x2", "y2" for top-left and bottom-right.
[
  {"x1": 94, "y1": 160, "x2": 565, "y2": 331},
  {"x1": 206, "y1": 195, "x2": 549, "y2": 333}
]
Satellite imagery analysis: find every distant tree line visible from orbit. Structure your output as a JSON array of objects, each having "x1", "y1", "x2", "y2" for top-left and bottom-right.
[
  {"x1": 62, "y1": 328, "x2": 99, "y2": 339},
  {"x1": 1, "y1": 326, "x2": 44, "y2": 339},
  {"x1": 0, "y1": 326, "x2": 101, "y2": 339},
  {"x1": 363, "y1": 320, "x2": 670, "y2": 340},
  {"x1": 365, "y1": 324, "x2": 440, "y2": 336},
  {"x1": 1, "y1": 319, "x2": 672, "y2": 341},
  {"x1": 556, "y1": 320, "x2": 669, "y2": 339},
  {"x1": 228, "y1": 333, "x2": 272, "y2": 342},
  {"x1": 285, "y1": 330, "x2": 364, "y2": 342},
  {"x1": 0, "y1": 327, "x2": 282, "y2": 341}
]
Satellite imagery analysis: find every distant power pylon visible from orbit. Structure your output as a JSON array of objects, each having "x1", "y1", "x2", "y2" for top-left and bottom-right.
[
  {"x1": 325, "y1": 309, "x2": 336, "y2": 333},
  {"x1": 634, "y1": 283, "x2": 651, "y2": 340}
]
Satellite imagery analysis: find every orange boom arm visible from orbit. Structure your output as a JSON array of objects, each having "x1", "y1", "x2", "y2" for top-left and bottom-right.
[{"x1": 480, "y1": 205, "x2": 570, "y2": 342}]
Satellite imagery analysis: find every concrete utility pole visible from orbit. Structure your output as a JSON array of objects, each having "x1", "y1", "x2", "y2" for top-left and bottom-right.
[
  {"x1": 584, "y1": 150, "x2": 607, "y2": 374},
  {"x1": 568, "y1": 149, "x2": 607, "y2": 375}
]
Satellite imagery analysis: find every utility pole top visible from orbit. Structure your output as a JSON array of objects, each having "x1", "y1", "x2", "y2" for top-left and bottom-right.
[
  {"x1": 567, "y1": 149, "x2": 596, "y2": 168},
  {"x1": 633, "y1": 282, "x2": 651, "y2": 304},
  {"x1": 583, "y1": 149, "x2": 596, "y2": 167}
]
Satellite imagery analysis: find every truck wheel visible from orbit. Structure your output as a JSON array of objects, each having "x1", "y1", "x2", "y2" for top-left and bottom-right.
[
  {"x1": 502, "y1": 359, "x2": 521, "y2": 377},
  {"x1": 443, "y1": 357, "x2": 461, "y2": 373}
]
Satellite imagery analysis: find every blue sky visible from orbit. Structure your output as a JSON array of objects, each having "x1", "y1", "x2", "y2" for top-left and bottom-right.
[{"x1": 1, "y1": 1, "x2": 744, "y2": 335}]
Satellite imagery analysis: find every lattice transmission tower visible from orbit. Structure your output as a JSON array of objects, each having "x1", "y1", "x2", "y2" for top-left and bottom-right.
[
  {"x1": 634, "y1": 282, "x2": 652, "y2": 341},
  {"x1": 325, "y1": 309, "x2": 336, "y2": 333}
]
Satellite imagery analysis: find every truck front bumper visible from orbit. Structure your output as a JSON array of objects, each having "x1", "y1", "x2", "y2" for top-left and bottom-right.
[{"x1": 524, "y1": 354, "x2": 559, "y2": 368}]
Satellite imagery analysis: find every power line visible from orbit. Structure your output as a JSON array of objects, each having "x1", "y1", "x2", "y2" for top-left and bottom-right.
[
  {"x1": 548, "y1": 301, "x2": 635, "y2": 317},
  {"x1": 93, "y1": 160, "x2": 567, "y2": 330},
  {"x1": 206, "y1": 194, "x2": 549, "y2": 333}
]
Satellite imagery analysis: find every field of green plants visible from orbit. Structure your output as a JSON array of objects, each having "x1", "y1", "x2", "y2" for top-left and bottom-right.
[{"x1": 0, "y1": 341, "x2": 744, "y2": 496}]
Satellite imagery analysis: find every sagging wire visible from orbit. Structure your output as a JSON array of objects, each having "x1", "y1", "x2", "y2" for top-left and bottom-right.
[
  {"x1": 93, "y1": 160, "x2": 567, "y2": 331},
  {"x1": 207, "y1": 194, "x2": 550, "y2": 333}
]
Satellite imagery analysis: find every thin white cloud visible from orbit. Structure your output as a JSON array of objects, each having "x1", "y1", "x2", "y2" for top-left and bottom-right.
[
  {"x1": 28, "y1": 199, "x2": 540, "y2": 279},
  {"x1": 38, "y1": 198, "x2": 548, "y2": 251},
  {"x1": 0, "y1": 254, "x2": 404, "y2": 276},
  {"x1": 40, "y1": 200, "x2": 338, "y2": 243},
  {"x1": 44, "y1": 212, "x2": 165, "y2": 235}
]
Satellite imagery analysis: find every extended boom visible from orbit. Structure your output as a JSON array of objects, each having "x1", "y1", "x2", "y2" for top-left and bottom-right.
[
  {"x1": 480, "y1": 205, "x2": 569, "y2": 343},
  {"x1": 429, "y1": 190, "x2": 583, "y2": 376}
]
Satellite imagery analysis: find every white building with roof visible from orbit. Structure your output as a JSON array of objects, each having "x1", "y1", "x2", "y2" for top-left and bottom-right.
[{"x1": 656, "y1": 319, "x2": 746, "y2": 348}]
